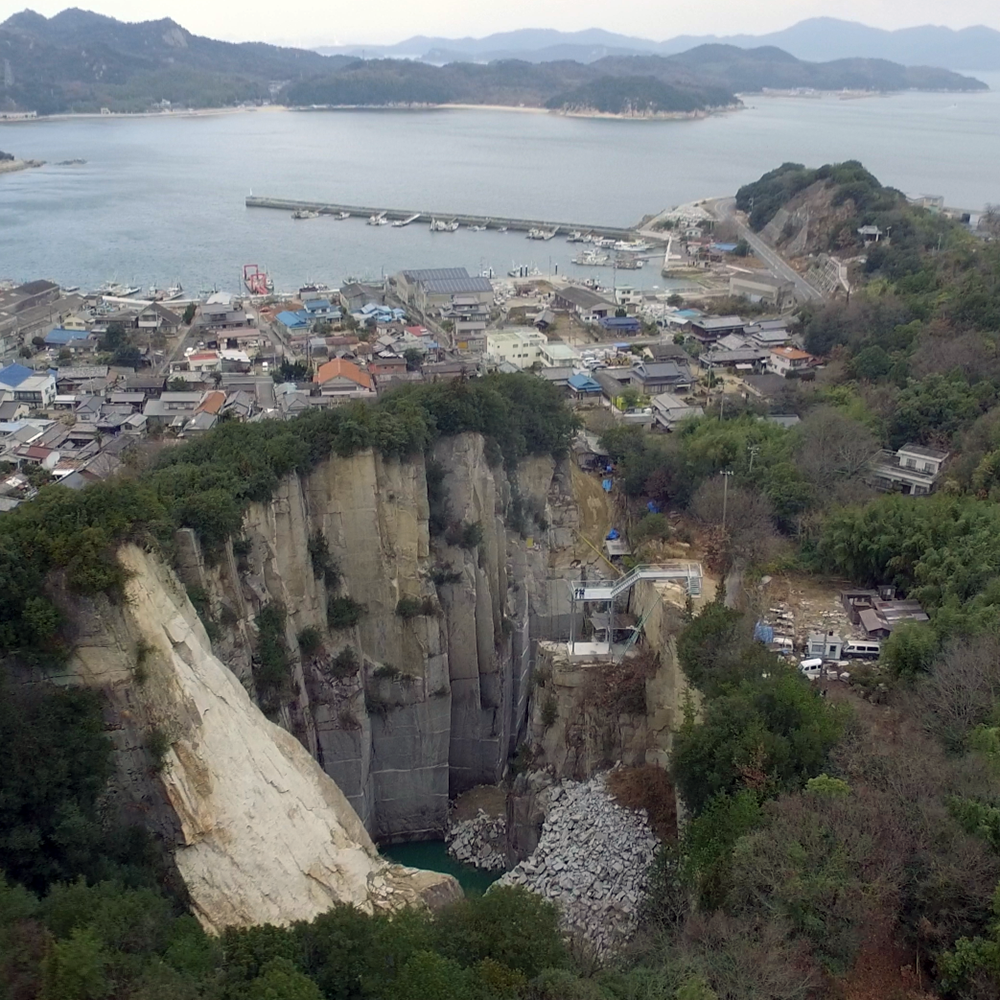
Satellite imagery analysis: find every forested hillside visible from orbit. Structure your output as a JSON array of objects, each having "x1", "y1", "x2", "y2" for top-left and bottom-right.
[{"x1": 0, "y1": 10, "x2": 981, "y2": 114}]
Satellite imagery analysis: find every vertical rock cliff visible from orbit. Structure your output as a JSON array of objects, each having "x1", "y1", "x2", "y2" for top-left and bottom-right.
[{"x1": 171, "y1": 433, "x2": 575, "y2": 844}]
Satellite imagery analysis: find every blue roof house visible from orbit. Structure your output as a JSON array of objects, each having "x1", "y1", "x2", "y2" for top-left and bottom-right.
[{"x1": 44, "y1": 329, "x2": 92, "y2": 347}]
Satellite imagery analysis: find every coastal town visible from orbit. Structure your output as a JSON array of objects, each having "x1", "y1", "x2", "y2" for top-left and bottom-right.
[{"x1": 0, "y1": 193, "x2": 970, "y2": 511}]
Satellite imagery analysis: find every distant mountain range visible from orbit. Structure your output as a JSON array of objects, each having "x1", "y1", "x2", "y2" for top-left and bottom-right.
[
  {"x1": 317, "y1": 18, "x2": 1000, "y2": 72},
  {"x1": 0, "y1": 9, "x2": 987, "y2": 118},
  {"x1": 0, "y1": 8, "x2": 353, "y2": 115}
]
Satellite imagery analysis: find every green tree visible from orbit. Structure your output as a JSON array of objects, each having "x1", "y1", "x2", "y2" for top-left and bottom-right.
[
  {"x1": 41, "y1": 927, "x2": 109, "y2": 1000},
  {"x1": 182, "y1": 303, "x2": 197, "y2": 325},
  {"x1": 247, "y1": 958, "x2": 323, "y2": 1000},
  {"x1": 433, "y1": 887, "x2": 567, "y2": 979},
  {"x1": 672, "y1": 670, "x2": 845, "y2": 815},
  {"x1": 881, "y1": 621, "x2": 938, "y2": 678}
]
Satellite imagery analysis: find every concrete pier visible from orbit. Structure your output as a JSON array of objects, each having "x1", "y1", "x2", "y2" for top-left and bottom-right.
[{"x1": 245, "y1": 196, "x2": 659, "y2": 242}]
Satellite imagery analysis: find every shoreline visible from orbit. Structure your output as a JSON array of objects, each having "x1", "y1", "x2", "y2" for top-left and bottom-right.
[{"x1": 0, "y1": 159, "x2": 44, "y2": 175}]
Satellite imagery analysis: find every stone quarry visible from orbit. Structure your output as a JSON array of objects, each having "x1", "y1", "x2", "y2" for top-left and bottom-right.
[
  {"x1": 497, "y1": 773, "x2": 659, "y2": 955},
  {"x1": 446, "y1": 809, "x2": 508, "y2": 871}
]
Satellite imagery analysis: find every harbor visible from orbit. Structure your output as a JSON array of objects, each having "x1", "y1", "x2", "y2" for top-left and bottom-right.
[{"x1": 245, "y1": 196, "x2": 659, "y2": 243}]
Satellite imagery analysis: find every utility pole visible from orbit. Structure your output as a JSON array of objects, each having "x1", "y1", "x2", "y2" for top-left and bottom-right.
[
  {"x1": 721, "y1": 469, "x2": 734, "y2": 530},
  {"x1": 748, "y1": 442, "x2": 760, "y2": 475}
]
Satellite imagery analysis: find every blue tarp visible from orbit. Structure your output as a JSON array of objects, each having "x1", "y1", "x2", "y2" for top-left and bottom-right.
[
  {"x1": 647, "y1": 500, "x2": 661, "y2": 513},
  {"x1": 602, "y1": 479, "x2": 613, "y2": 493},
  {"x1": 606, "y1": 528, "x2": 619, "y2": 540},
  {"x1": 754, "y1": 621, "x2": 775, "y2": 644}
]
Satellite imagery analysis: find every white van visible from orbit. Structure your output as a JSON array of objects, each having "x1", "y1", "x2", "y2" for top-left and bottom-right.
[
  {"x1": 798, "y1": 657, "x2": 824, "y2": 681},
  {"x1": 842, "y1": 641, "x2": 881, "y2": 660}
]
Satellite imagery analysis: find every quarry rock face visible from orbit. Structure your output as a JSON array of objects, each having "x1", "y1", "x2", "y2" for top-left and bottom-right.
[
  {"x1": 61, "y1": 545, "x2": 460, "y2": 933},
  {"x1": 170, "y1": 435, "x2": 569, "y2": 844}
]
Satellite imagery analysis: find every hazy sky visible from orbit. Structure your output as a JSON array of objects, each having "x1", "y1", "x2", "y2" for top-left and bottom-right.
[{"x1": 5, "y1": 0, "x2": 1000, "y2": 46}]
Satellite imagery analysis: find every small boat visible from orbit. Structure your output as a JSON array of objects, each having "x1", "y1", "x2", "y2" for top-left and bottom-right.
[
  {"x1": 100, "y1": 280, "x2": 141, "y2": 297},
  {"x1": 469, "y1": 224, "x2": 487, "y2": 232},
  {"x1": 292, "y1": 209, "x2": 319, "y2": 220},
  {"x1": 566, "y1": 231, "x2": 585, "y2": 242},
  {"x1": 430, "y1": 218, "x2": 447, "y2": 232},
  {"x1": 392, "y1": 213, "x2": 421, "y2": 228},
  {"x1": 334, "y1": 211, "x2": 350, "y2": 220},
  {"x1": 368, "y1": 212, "x2": 388, "y2": 226},
  {"x1": 497, "y1": 225, "x2": 508, "y2": 233},
  {"x1": 444, "y1": 220, "x2": 460, "y2": 232},
  {"x1": 573, "y1": 251, "x2": 610, "y2": 266}
]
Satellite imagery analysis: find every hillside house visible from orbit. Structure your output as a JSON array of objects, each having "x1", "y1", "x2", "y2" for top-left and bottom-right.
[
  {"x1": 870, "y1": 443, "x2": 949, "y2": 496},
  {"x1": 767, "y1": 346, "x2": 814, "y2": 377},
  {"x1": 316, "y1": 359, "x2": 374, "y2": 398},
  {"x1": 630, "y1": 361, "x2": 694, "y2": 395}
]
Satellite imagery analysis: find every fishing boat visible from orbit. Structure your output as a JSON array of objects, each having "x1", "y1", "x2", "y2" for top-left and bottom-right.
[
  {"x1": 334, "y1": 211, "x2": 350, "y2": 220},
  {"x1": 566, "y1": 231, "x2": 586, "y2": 242},
  {"x1": 99, "y1": 280, "x2": 141, "y2": 297},
  {"x1": 367, "y1": 212, "x2": 388, "y2": 226},
  {"x1": 573, "y1": 250, "x2": 610, "y2": 266},
  {"x1": 243, "y1": 264, "x2": 273, "y2": 296},
  {"x1": 392, "y1": 214, "x2": 421, "y2": 228},
  {"x1": 292, "y1": 209, "x2": 319, "y2": 220},
  {"x1": 469, "y1": 224, "x2": 487, "y2": 232},
  {"x1": 497, "y1": 225, "x2": 508, "y2": 233}
]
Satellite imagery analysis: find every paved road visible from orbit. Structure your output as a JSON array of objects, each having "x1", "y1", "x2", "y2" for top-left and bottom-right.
[{"x1": 709, "y1": 197, "x2": 824, "y2": 303}]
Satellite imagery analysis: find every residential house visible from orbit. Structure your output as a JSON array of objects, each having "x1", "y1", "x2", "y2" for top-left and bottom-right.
[
  {"x1": 599, "y1": 316, "x2": 641, "y2": 335},
  {"x1": 136, "y1": 303, "x2": 182, "y2": 332},
  {"x1": 186, "y1": 351, "x2": 223, "y2": 374},
  {"x1": 651, "y1": 392, "x2": 704, "y2": 431},
  {"x1": 0, "y1": 399, "x2": 28, "y2": 421},
  {"x1": 745, "y1": 320, "x2": 792, "y2": 348},
  {"x1": 870, "y1": 443, "x2": 949, "y2": 496},
  {"x1": 368, "y1": 356, "x2": 407, "y2": 378},
  {"x1": 143, "y1": 391, "x2": 204, "y2": 427},
  {"x1": 539, "y1": 342, "x2": 579, "y2": 368},
  {"x1": 767, "y1": 346, "x2": 815, "y2": 377},
  {"x1": 567, "y1": 373, "x2": 603, "y2": 401},
  {"x1": 315, "y1": 358, "x2": 374, "y2": 397},
  {"x1": 276, "y1": 310, "x2": 311, "y2": 335},
  {"x1": 303, "y1": 299, "x2": 338, "y2": 318},
  {"x1": 688, "y1": 316, "x2": 746, "y2": 344},
  {"x1": 13, "y1": 375, "x2": 56, "y2": 408},
  {"x1": 701, "y1": 347, "x2": 769, "y2": 372},
  {"x1": 629, "y1": 361, "x2": 694, "y2": 395},
  {"x1": 537, "y1": 366, "x2": 577, "y2": 390},
  {"x1": 423, "y1": 360, "x2": 477, "y2": 382},
  {"x1": 45, "y1": 328, "x2": 94, "y2": 351}
]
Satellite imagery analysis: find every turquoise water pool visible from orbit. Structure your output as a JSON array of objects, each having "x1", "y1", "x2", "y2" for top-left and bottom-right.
[{"x1": 381, "y1": 840, "x2": 502, "y2": 896}]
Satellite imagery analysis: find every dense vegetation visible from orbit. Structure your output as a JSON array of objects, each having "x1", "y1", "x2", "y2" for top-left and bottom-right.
[
  {"x1": 0, "y1": 8, "x2": 346, "y2": 114},
  {"x1": 545, "y1": 75, "x2": 733, "y2": 114}
]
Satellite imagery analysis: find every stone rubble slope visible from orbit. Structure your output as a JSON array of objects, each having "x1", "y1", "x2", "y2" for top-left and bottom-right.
[
  {"x1": 446, "y1": 810, "x2": 507, "y2": 871},
  {"x1": 496, "y1": 773, "x2": 659, "y2": 955}
]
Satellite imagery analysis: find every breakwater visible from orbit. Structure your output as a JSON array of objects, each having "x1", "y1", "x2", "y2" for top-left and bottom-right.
[{"x1": 245, "y1": 196, "x2": 658, "y2": 242}]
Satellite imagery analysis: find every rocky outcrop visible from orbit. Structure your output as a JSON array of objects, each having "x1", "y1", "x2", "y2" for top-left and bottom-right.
[
  {"x1": 497, "y1": 773, "x2": 658, "y2": 955},
  {"x1": 56, "y1": 545, "x2": 461, "y2": 933}
]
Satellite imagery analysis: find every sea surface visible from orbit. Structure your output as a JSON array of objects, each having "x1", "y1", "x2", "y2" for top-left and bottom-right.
[{"x1": 1, "y1": 74, "x2": 999, "y2": 295}]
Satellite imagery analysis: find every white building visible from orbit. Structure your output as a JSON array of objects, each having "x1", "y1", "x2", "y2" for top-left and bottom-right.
[
  {"x1": 486, "y1": 329, "x2": 548, "y2": 369},
  {"x1": 13, "y1": 375, "x2": 57, "y2": 408},
  {"x1": 539, "y1": 342, "x2": 579, "y2": 368}
]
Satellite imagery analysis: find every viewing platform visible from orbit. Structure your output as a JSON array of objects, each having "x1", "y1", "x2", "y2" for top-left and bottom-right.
[{"x1": 245, "y1": 196, "x2": 659, "y2": 242}]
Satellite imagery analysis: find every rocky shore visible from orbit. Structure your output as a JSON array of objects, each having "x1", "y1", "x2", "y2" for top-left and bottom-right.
[{"x1": 0, "y1": 158, "x2": 44, "y2": 175}]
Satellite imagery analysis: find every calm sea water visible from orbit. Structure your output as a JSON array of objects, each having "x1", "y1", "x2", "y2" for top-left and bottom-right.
[{"x1": 1, "y1": 74, "x2": 999, "y2": 294}]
